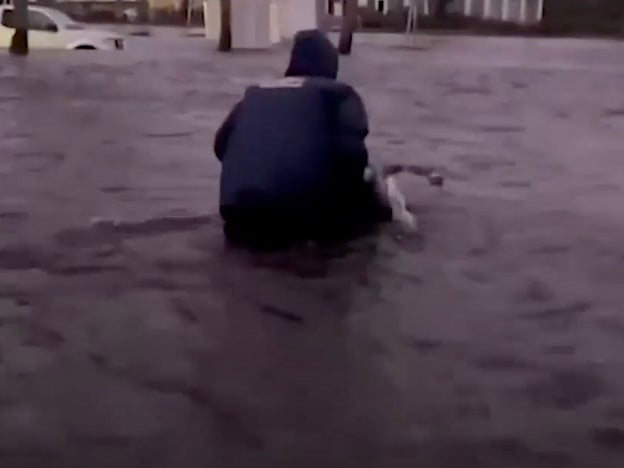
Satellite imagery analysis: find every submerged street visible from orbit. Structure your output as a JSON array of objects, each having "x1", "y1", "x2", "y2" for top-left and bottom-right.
[{"x1": 1, "y1": 31, "x2": 624, "y2": 467}]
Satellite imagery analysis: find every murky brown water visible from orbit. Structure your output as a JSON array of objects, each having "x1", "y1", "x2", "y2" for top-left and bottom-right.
[{"x1": 1, "y1": 32, "x2": 624, "y2": 467}]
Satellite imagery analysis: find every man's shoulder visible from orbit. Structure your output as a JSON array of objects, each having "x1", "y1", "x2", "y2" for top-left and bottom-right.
[
  {"x1": 255, "y1": 77, "x2": 307, "y2": 89},
  {"x1": 250, "y1": 76, "x2": 353, "y2": 92}
]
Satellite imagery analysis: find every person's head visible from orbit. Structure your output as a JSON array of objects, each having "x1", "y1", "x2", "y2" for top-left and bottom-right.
[{"x1": 285, "y1": 29, "x2": 339, "y2": 80}]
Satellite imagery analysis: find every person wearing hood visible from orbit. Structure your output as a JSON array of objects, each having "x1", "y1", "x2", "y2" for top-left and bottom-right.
[{"x1": 214, "y1": 29, "x2": 390, "y2": 248}]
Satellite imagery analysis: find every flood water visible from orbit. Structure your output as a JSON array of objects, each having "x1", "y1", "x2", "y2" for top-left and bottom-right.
[{"x1": 1, "y1": 31, "x2": 624, "y2": 467}]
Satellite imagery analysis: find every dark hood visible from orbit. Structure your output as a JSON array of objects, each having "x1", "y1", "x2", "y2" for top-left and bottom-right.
[{"x1": 285, "y1": 29, "x2": 339, "y2": 80}]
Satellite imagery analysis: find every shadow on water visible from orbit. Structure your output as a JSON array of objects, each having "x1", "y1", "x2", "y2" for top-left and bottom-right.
[
  {"x1": 197, "y1": 226, "x2": 416, "y2": 466},
  {"x1": 1, "y1": 208, "x2": 414, "y2": 462}
]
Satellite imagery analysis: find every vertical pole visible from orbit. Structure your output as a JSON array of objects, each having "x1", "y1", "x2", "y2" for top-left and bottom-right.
[
  {"x1": 338, "y1": 0, "x2": 356, "y2": 54},
  {"x1": 464, "y1": 0, "x2": 472, "y2": 16},
  {"x1": 423, "y1": 0, "x2": 428, "y2": 16},
  {"x1": 501, "y1": 0, "x2": 508, "y2": 21},
  {"x1": 217, "y1": 0, "x2": 232, "y2": 51},
  {"x1": 9, "y1": 0, "x2": 29, "y2": 55}
]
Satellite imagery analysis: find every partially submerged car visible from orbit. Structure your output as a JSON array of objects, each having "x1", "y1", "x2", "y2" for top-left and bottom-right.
[{"x1": 0, "y1": 4, "x2": 124, "y2": 50}]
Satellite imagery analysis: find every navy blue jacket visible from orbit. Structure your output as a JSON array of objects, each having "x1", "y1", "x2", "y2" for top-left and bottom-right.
[{"x1": 214, "y1": 29, "x2": 369, "y2": 225}]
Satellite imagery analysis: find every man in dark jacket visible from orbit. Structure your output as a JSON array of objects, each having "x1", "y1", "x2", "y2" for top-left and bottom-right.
[{"x1": 214, "y1": 29, "x2": 390, "y2": 248}]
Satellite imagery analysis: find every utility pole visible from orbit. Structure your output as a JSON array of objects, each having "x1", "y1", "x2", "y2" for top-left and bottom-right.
[
  {"x1": 338, "y1": 0, "x2": 356, "y2": 55},
  {"x1": 9, "y1": 0, "x2": 29, "y2": 55},
  {"x1": 217, "y1": 0, "x2": 231, "y2": 52}
]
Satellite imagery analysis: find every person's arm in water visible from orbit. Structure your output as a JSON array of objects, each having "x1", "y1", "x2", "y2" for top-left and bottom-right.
[
  {"x1": 214, "y1": 101, "x2": 242, "y2": 162},
  {"x1": 334, "y1": 88, "x2": 369, "y2": 178}
]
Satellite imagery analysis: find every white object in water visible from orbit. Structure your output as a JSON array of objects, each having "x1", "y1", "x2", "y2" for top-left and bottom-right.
[{"x1": 384, "y1": 175, "x2": 418, "y2": 232}]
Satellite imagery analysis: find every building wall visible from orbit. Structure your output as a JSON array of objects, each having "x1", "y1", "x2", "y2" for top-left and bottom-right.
[
  {"x1": 277, "y1": 0, "x2": 319, "y2": 37},
  {"x1": 466, "y1": 0, "x2": 541, "y2": 23},
  {"x1": 356, "y1": 0, "x2": 412, "y2": 13},
  {"x1": 354, "y1": 0, "x2": 542, "y2": 23}
]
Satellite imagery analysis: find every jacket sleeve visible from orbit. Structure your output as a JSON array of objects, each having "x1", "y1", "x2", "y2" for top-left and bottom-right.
[
  {"x1": 334, "y1": 88, "x2": 369, "y2": 174},
  {"x1": 214, "y1": 101, "x2": 242, "y2": 162}
]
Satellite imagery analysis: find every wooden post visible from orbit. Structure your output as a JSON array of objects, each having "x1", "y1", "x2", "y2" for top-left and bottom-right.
[
  {"x1": 9, "y1": 0, "x2": 29, "y2": 56},
  {"x1": 338, "y1": 0, "x2": 356, "y2": 55},
  {"x1": 217, "y1": 0, "x2": 232, "y2": 51}
]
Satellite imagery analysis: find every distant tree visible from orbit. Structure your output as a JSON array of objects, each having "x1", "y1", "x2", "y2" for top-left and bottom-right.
[
  {"x1": 338, "y1": 0, "x2": 357, "y2": 54},
  {"x1": 9, "y1": 0, "x2": 28, "y2": 55},
  {"x1": 218, "y1": 0, "x2": 232, "y2": 52}
]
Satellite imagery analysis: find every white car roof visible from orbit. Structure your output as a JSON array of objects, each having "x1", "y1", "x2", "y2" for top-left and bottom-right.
[
  {"x1": 1, "y1": 4, "x2": 79, "y2": 26},
  {"x1": 1, "y1": 4, "x2": 67, "y2": 16}
]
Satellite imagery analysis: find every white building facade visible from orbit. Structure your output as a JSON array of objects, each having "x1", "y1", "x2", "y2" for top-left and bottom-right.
[
  {"x1": 353, "y1": 0, "x2": 543, "y2": 24},
  {"x1": 202, "y1": 0, "x2": 545, "y2": 49}
]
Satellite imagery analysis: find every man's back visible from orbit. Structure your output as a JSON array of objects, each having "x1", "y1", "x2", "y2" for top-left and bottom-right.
[
  {"x1": 214, "y1": 29, "x2": 373, "y2": 245},
  {"x1": 220, "y1": 77, "x2": 358, "y2": 218}
]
